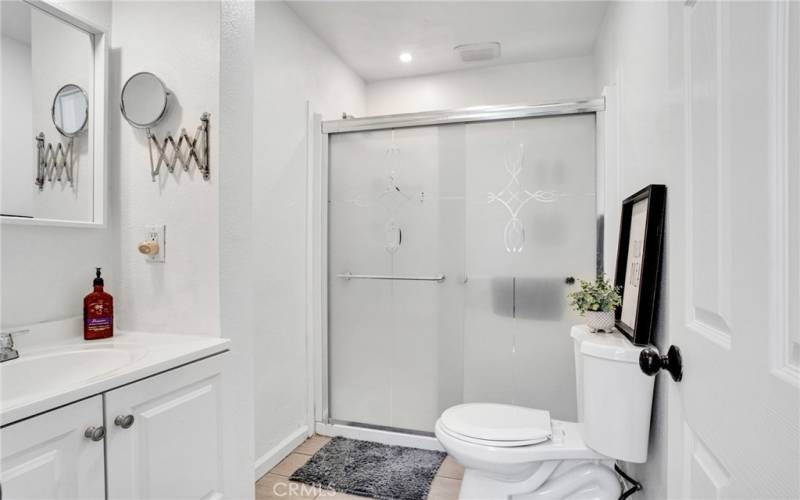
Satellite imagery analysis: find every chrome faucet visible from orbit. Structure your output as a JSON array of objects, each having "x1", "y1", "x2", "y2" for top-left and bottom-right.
[{"x1": 0, "y1": 330, "x2": 25, "y2": 362}]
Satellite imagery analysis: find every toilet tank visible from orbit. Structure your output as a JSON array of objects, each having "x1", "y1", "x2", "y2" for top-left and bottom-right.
[{"x1": 570, "y1": 325, "x2": 655, "y2": 463}]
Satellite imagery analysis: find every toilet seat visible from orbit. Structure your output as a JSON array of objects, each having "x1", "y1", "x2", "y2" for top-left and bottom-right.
[
  {"x1": 435, "y1": 418, "x2": 604, "y2": 463},
  {"x1": 438, "y1": 421, "x2": 547, "y2": 447},
  {"x1": 439, "y1": 403, "x2": 551, "y2": 447}
]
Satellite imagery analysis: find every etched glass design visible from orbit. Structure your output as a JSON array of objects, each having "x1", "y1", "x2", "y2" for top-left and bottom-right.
[{"x1": 328, "y1": 114, "x2": 596, "y2": 432}]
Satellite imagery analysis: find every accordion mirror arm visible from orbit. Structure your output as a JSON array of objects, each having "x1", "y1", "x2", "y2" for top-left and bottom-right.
[
  {"x1": 143, "y1": 113, "x2": 210, "y2": 182},
  {"x1": 120, "y1": 72, "x2": 210, "y2": 182},
  {"x1": 35, "y1": 132, "x2": 75, "y2": 190}
]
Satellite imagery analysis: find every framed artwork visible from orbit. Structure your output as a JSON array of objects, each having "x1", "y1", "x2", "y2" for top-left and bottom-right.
[{"x1": 614, "y1": 184, "x2": 666, "y2": 346}]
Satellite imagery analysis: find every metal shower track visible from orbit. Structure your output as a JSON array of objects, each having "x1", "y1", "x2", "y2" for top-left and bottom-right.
[{"x1": 321, "y1": 97, "x2": 605, "y2": 134}]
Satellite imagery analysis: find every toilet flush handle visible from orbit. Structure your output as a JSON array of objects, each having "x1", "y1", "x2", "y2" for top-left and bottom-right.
[{"x1": 639, "y1": 345, "x2": 683, "y2": 382}]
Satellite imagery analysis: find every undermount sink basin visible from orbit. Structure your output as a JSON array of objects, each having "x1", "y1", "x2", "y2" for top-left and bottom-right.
[{"x1": 1, "y1": 346, "x2": 146, "y2": 404}]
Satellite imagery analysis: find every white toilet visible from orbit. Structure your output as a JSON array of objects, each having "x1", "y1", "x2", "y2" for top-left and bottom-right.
[{"x1": 435, "y1": 325, "x2": 656, "y2": 500}]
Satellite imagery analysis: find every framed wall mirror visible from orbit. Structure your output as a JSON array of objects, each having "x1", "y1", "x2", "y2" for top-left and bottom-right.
[{"x1": 0, "y1": 0, "x2": 107, "y2": 227}]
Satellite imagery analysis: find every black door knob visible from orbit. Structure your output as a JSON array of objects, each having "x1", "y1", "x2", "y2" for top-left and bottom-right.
[{"x1": 639, "y1": 345, "x2": 683, "y2": 382}]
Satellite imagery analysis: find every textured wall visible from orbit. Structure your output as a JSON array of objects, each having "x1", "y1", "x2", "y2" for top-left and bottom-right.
[
  {"x1": 593, "y1": 2, "x2": 671, "y2": 498},
  {"x1": 219, "y1": 0, "x2": 256, "y2": 497},
  {"x1": 252, "y1": 0, "x2": 366, "y2": 473},
  {"x1": 112, "y1": 0, "x2": 220, "y2": 336}
]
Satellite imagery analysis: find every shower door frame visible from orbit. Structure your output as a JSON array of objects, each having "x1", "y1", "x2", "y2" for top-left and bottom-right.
[{"x1": 310, "y1": 97, "x2": 608, "y2": 446}]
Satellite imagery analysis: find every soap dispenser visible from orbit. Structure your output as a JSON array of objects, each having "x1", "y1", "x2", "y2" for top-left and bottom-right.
[{"x1": 84, "y1": 267, "x2": 114, "y2": 340}]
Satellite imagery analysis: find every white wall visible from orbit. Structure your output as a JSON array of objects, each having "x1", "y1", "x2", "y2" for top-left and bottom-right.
[
  {"x1": 30, "y1": 7, "x2": 95, "y2": 221},
  {"x1": 366, "y1": 56, "x2": 595, "y2": 115},
  {"x1": 112, "y1": 0, "x2": 220, "y2": 336},
  {"x1": 592, "y1": 2, "x2": 671, "y2": 498},
  {"x1": 219, "y1": 1, "x2": 256, "y2": 497},
  {"x1": 48, "y1": 0, "x2": 111, "y2": 32},
  {"x1": 1, "y1": 0, "x2": 113, "y2": 330},
  {"x1": 111, "y1": 1, "x2": 254, "y2": 497},
  {"x1": 252, "y1": 0, "x2": 365, "y2": 475},
  {"x1": 1, "y1": 35, "x2": 33, "y2": 217}
]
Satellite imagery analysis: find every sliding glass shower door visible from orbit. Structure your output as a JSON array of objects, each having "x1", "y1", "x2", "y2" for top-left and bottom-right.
[{"x1": 327, "y1": 114, "x2": 596, "y2": 433}]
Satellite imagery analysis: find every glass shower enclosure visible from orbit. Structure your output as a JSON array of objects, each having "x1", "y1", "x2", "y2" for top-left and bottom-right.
[{"x1": 321, "y1": 101, "x2": 602, "y2": 435}]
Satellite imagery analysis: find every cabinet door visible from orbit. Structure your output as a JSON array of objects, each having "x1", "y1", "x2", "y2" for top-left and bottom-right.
[
  {"x1": 105, "y1": 354, "x2": 225, "y2": 500},
  {"x1": 0, "y1": 396, "x2": 105, "y2": 500}
]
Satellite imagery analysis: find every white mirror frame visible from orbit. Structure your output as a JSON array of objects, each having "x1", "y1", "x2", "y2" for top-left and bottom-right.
[{"x1": 1, "y1": 0, "x2": 108, "y2": 229}]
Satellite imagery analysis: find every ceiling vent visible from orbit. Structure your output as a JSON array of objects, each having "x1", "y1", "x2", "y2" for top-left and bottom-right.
[{"x1": 454, "y1": 42, "x2": 501, "y2": 62}]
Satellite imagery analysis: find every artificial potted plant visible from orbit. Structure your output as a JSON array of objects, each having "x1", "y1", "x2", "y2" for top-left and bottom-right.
[{"x1": 568, "y1": 274, "x2": 622, "y2": 332}]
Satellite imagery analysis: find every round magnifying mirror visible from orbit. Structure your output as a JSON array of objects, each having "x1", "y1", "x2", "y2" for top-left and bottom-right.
[
  {"x1": 52, "y1": 84, "x2": 89, "y2": 137},
  {"x1": 120, "y1": 72, "x2": 170, "y2": 129}
]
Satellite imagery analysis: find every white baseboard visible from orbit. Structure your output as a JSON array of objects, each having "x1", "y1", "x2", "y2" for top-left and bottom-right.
[
  {"x1": 315, "y1": 421, "x2": 444, "y2": 452},
  {"x1": 254, "y1": 426, "x2": 311, "y2": 481}
]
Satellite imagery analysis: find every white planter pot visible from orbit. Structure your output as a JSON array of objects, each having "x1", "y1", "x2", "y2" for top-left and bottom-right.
[{"x1": 585, "y1": 311, "x2": 615, "y2": 333}]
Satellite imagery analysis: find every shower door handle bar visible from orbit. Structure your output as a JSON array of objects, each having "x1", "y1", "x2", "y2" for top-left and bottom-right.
[{"x1": 337, "y1": 272, "x2": 445, "y2": 283}]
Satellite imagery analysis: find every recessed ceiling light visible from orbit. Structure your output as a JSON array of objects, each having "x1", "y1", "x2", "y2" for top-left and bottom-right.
[{"x1": 399, "y1": 52, "x2": 413, "y2": 63}]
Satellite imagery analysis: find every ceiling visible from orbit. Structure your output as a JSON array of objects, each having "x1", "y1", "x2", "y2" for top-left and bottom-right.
[{"x1": 287, "y1": 1, "x2": 608, "y2": 82}]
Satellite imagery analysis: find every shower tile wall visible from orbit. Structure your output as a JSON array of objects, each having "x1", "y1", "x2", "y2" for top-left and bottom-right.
[{"x1": 328, "y1": 114, "x2": 596, "y2": 432}]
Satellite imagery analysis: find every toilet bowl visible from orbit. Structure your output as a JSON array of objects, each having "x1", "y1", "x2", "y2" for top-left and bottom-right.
[
  {"x1": 435, "y1": 408, "x2": 619, "y2": 500},
  {"x1": 435, "y1": 326, "x2": 656, "y2": 500}
]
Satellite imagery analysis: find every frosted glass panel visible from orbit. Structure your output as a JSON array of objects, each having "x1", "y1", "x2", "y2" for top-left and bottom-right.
[
  {"x1": 328, "y1": 113, "x2": 595, "y2": 432},
  {"x1": 328, "y1": 126, "x2": 465, "y2": 432},
  {"x1": 462, "y1": 116, "x2": 596, "y2": 421}
]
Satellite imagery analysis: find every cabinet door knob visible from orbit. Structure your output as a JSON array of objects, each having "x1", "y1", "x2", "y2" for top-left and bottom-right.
[
  {"x1": 84, "y1": 426, "x2": 105, "y2": 441},
  {"x1": 114, "y1": 414, "x2": 135, "y2": 429}
]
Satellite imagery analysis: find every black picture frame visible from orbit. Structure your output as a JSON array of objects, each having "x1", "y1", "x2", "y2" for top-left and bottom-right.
[{"x1": 614, "y1": 184, "x2": 666, "y2": 346}]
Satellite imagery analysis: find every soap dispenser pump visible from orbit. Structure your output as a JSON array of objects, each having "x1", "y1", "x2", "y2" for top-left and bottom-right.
[{"x1": 84, "y1": 267, "x2": 114, "y2": 340}]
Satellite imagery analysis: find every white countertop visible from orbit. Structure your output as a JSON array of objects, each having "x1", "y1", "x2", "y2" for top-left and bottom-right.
[{"x1": 1, "y1": 330, "x2": 229, "y2": 426}]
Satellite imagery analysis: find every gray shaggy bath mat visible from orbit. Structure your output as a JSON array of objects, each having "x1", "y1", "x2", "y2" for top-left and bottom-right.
[{"x1": 289, "y1": 436, "x2": 446, "y2": 500}]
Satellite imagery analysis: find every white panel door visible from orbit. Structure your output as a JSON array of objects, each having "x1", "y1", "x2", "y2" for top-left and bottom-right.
[
  {"x1": 0, "y1": 396, "x2": 105, "y2": 500},
  {"x1": 668, "y1": 1, "x2": 800, "y2": 498},
  {"x1": 105, "y1": 355, "x2": 225, "y2": 500}
]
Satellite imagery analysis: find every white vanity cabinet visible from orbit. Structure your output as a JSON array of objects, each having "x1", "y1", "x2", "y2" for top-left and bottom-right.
[
  {"x1": 0, "y1": 396, "x2": 105, "y2": 500},
  {"x1": 104, "y1": 355, "x2": 224, "y2": 500},
  {"x1": 0, "y1": 353, "x2": 225, "y2": 500}
]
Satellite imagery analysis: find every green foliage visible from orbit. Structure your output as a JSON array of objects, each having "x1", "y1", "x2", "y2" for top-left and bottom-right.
[{"x1": 568, "y1": 274, "x2": 622, "y2": 314}]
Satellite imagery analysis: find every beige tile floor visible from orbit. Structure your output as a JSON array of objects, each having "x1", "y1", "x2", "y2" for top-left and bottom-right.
[{"x1": 256, "y1": 435, "x2": 464, "y2": 500}]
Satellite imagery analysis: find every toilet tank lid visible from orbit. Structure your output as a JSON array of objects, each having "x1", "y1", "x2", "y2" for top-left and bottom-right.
[
  {"x1": 574, "y1": 326, "x2": 648, "y2": 363},
  {"x1": 440, "y1": 403, "x2": 551, "y2": 443}
]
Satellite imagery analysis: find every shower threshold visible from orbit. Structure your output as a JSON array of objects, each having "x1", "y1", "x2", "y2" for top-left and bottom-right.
[{"x1": 315, "y1": 419, "x2": 444, "y2": 452}]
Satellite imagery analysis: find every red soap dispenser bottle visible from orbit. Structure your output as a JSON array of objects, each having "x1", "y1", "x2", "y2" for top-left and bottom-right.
[{"x1": 84, "y1": 267, "x2": 114, "y2": 340}]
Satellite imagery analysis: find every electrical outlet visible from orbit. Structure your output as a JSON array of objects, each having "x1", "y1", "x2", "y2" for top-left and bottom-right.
[{"x1": 144, "y1": 224, "x2": 166, "y2": 263}]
